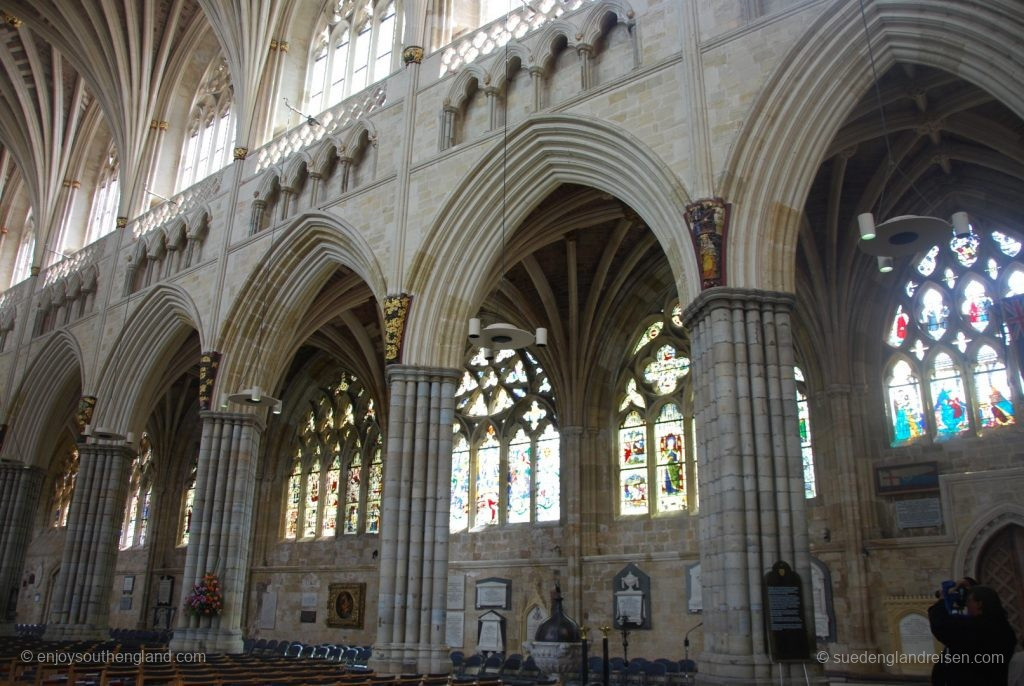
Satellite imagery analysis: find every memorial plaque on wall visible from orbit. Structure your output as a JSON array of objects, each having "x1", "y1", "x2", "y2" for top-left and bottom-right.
[
  {"x1": 762, "y1": 561, "x2": 810, "y2": 661},
  {"x1": 686, "y1": 563, "x2": 702, "y2": 614},
  {"x1": 613, "y1": 563, "x2": 651, "y2": 629},
  {"x1": 475, "y1": 578, "x2": 511, "y2": 609},
  {"x1": 446, "y1": 610, "x2": 465, "y2": 647},
  {"x1": 477, "y1": 610, "x2": 506, "y2": 653},
  {"x1": 894, "y1": 498, "x2": 942, "y2": 529},
  {"x1": 810, "y1": 558, "x2": 836, "y2": 642},
  {"x1": 898, "y1": 612, "x2": 935, "y2": 655},
  {"x1": 258, "y1": 588, "x2": 278, "y2": 630},
  {"x1": 448, "y1": 573, "x2": 465, "y2": 610},
  {"x1": 157, "y1": 575, "x2": 174, "y2": 606}
]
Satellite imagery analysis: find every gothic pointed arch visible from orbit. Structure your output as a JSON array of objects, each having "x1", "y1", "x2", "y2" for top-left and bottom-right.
[
  {"x1": 2, "y1": 329, "x2": 83, "y2": 467},
  {"x1": 405, "y1": 113, "x2": 698, "y2": 368},
  {"x1": 91, "y1": 283, "x2": 204, "y2": 433},
  {"x1": 216, "y1": 211, "x2": 387, "y2": 400},
  {"x1": 722, "y1": 0, "x2": 1024, "y2": 293}
]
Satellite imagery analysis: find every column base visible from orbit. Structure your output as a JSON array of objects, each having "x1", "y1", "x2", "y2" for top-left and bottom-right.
[
  {"x1": 371, "y1": 642, "x2": 450, "y2": 675},
  {"x1": 44, "y1": 623, "x2": 106, "y2": 641},
  {"x1": 0, "y1": 622, "x2": 16, "y2": 636},
  {"x1": 170, "y1": 626, "x2": 244, "y2": 655}
]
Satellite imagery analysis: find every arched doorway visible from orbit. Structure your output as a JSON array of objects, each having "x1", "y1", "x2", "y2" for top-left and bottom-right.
[{"x1": 978, "y1": 525, "x2": 1024, "y2": 639}]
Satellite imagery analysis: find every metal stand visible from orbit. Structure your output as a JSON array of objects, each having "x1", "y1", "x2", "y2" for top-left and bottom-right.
[{"x1": 620, "y1": 626, "x2": 631, "y2": 667}]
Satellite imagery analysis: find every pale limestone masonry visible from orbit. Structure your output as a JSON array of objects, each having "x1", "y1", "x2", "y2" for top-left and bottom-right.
[
  {"x1": 45, "y1": 442, "x2": 132, "y2": 640},
  {"x1": 0, "y1": 2, "x2": 1019, "y2": 684},
  {"x1": 0, "y1": 461, "x2": 42, "y2": 635}
]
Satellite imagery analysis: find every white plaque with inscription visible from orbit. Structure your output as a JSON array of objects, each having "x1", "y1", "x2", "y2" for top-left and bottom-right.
[
  {"x1": 899, "y1": 613, "x2": 936, "y2": 655},
  {"x1": 446, "y1": 610, "x2": 464, "y2": 647},
  {"x1": 448, "y1": 573, "x2": 465, "y2": 610},
  {"x1": 259, "y1": 589, "x2": 278, "y2": 630},
  {"x1": 687, "y1": 564, "x2": 702, "y2": 614},
  {"x1": 478, "y1": 615, "x2": 504, "y2": 652}
]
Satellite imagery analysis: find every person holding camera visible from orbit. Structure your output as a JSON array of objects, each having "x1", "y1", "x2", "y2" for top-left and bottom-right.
[{"x1": 929, "y1": 580, "x2": 1016, "y2": 685}]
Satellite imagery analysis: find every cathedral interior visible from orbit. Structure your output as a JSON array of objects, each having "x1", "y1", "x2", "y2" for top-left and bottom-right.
[{"x1": 0, "y1": 0, "x2": 1021, "y2": 683}]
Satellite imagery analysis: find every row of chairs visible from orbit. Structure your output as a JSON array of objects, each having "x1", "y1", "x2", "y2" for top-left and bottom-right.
[
  {"x1": 449, "y1": 652, "x2": 554, "y2": 686},
  {"x1": 243, "y1": 639, "x2": 371, "y2": 667},
  {"x1": 583, "y1": 657, "x2": 697, "y2": 686},
  {"x1": 13, "y1": 624, "x2": 45, "y2": 638},
  {"x1": 109, "y1": 628, "x2": 173, "y2": 646}
]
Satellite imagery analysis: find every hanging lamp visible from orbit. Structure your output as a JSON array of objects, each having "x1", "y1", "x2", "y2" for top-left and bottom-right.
[
  {"x1": 466, "y1": 20, "x2": 546, "y2": 355},
  {"x1": 854, "y1": 0, "x2": 966, "y2": 261}
]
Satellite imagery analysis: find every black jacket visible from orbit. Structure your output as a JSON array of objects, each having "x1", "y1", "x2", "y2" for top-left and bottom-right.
[{"x1": 929, "y1": 600, "x2": 1017, "y2": 685}]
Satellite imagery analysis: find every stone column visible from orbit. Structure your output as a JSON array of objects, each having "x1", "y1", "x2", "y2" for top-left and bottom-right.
[
  {"x1": 681, "y1": 288, "x2": 814, "y2": 685},
  {"x1": 171, "y1": 411, "x2": 263, "y2": 654},
  {"x1": 374, "y1": 366, "x2": 459, "y2": 675},
  {"x1": 46, "y1": 440, "x2": 133, "y2": 640},
  {"x1": 0, "y1": 461, "x2": 43, "y2": 634}
]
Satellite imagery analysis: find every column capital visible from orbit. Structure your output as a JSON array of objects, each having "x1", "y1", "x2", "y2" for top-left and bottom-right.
[
  {"x1": 0, "y1": 460, "x2": 43, "y2": 477},
  {"x1": 385, "y1": 365, "x2": 460, "y2": 384},
  {"x1": 681, "y1": 286, "x2": 795, "y2": 329},
  {"x1": 402, "y1": 46, "x2": 424, "y2": 65},
  {"x1": 198, "y1": 410, "x2": 266, "y2": 433}
]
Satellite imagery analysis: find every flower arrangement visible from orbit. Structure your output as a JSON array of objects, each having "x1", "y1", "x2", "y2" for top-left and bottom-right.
[{"x1": 185, "y1": 572, "x2": 223, "y2": 617}]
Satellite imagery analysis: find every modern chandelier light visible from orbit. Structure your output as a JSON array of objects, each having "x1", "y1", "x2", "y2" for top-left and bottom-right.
[
  {"x1": 854, "y1": 0, "x2": 969, "y2": 272},
  {"x1": 226, "y1": 198, "x2": 283, "y2": 415},
  {"x1": 466, "y1": 23, "x2": 546, "y2": 360}
]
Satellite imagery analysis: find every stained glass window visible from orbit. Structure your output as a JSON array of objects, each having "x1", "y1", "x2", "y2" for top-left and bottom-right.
[
  {"x1": 654, "y1": 404, "x2": 686, "y2": 512},
  {"x1": 120, "y1": 433, "x2": 154, "y2": 550},
  {"x1": 888, "y1": 360, "x2": 928, "y2": 446},
  {"x1": 451, "y1": 344, "x2": 560, "y2": 532},
  {"x1": 616, "y1": 306, "x2": 697, "y2": 516},
  {"x1": 883, "y1": 226, "x2": 1023, "y2": 444},
  {"x1": 794, "y1": 367, "x2": 817, "y2": 499},
  {"x1": 450, "y1": 433, "x2": 470, "y2": 532},
  {"x1": 322, "y1": 454, "x2": 341, "y2": 537},
  {"x1": 366, "y1": 446, "x2": 382, "y2": 533},
  {"x1": 180, "y1": 463, "x2": 197, "y2": 546},
  {"x1": 475, "y1": 426, "x2": 500, "y2": 528},
  {"x1": 931, "y1": 353, "x2": 969, "y2": 440},
  {"x1": 282, "y1": 370, "x2": 382, "y2": 539},
  {"x1": 51, "y1": 447, "x2": 79, "y2": 528},
  {"x1": 285, "y1": 457, "x2": 301, "y2": 539},
  {"x1": 344, "y1": 449, "x2": 362, "y2": 535}
]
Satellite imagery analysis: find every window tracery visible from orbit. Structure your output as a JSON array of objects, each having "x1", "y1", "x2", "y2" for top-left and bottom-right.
[
  {"x1": 617, "y1": 304, "x2": 696, "y2": 516},
  {"x1": 120, "y1": 433, "x2": 154, "y2": 550},
  {"x1": 179, "y1": 461, "x2": 197, "y2": 546},
  {"x1": 51, "y1": 446, "x2": 79, "y2": 528},
  {"x1": 177, "y1": 57, "x2": 234, "y2": 192},
  {"x1": 794, "y1": 366, "x2": 816, "y2": 499},
  {"x1": 306, "y1": 1, "x2": 400, "y2": 116},
  {"x1": 85, "y1": 145, "x2": 119, "y2": 245},
  {"x1": 884, "y1": 227, "x2": 1021, "y2": 445},
  {"x1": 283, "y1": 372, "x2": 382, "y2": 539},
  {"x1": 450, "y1": 348, "x2": 560, "y2": 532},
  {"x1": 10, "y1": 215, "x2": 34, "y2": 286}
]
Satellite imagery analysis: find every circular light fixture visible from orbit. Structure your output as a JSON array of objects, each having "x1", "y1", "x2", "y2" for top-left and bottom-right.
[
  {"x1": 227, "y1": 386, "x2": 283, "y2": 413},
  {"x1": 479, "y1": 322, "x2": 535, "y2": 349},
  {"x1": 857, "y1": 215, "x2": 951, "y2": 257}
]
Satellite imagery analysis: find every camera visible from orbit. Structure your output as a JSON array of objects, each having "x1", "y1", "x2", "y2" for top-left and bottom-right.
[{"x1": 939, "y1": 579, "x2": 968, "y2": 614}]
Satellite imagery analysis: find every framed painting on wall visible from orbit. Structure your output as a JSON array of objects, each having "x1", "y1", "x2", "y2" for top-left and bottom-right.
[{"x1": 328, "y1": 583, "x2": 365, "y2": 628}]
